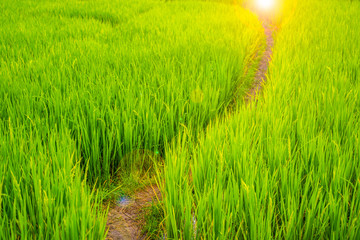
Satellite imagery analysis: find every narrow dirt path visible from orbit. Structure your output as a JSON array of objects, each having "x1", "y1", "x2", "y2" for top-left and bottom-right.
[
  {"x1": 106, "y1": 185, "x2": 161, "y2": 240},
  {"x1": 245, "y1": 17, "x2": 275, "y2": 102}
]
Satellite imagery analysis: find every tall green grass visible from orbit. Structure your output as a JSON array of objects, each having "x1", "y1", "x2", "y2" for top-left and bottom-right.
[
  {"x1": 0, "y1": 0, "x2": 262, "y2": 238},
  {"x1": 164, "y1": 0, "x2": 360, "y2": 238},
  {"x1": 0, "y1": 0, "x2": 262, "y2": 183},
  {"x1": 0, "y1": 124, "x2": 107, "y2": 239}
]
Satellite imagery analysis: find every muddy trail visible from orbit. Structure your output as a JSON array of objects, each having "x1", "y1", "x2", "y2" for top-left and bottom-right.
[{"x1": 105, "y1": 15, "x2": 275, "y2": 240}]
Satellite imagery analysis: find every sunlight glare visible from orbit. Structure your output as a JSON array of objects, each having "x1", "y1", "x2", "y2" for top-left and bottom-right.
[{"x1": 256, "y1": 0, "x2": 274, "y2": 10}]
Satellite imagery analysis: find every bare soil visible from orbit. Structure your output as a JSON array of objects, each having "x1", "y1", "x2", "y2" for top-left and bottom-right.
[{"x1": 106, "y1": 185, "x2": 161, "y2": 240}]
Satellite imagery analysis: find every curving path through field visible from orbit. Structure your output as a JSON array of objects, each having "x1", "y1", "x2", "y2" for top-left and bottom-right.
[{"x1": 105, "y1": 13, "x2": 276, "y2": 240}]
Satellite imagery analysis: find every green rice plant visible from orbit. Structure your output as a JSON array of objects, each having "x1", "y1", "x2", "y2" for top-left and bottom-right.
[{"x1": 0, "y1": 121, "x2": 107, "y2": 239}]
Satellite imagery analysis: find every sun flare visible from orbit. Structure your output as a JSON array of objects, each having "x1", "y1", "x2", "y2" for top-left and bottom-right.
[{"x1": 256, "y1": 0, "x2": 274, "y2": 10}]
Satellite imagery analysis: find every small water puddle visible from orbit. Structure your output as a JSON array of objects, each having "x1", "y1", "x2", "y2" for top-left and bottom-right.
[{"x1": 116, "y1": 195, "x2": 134, "y2": 207}]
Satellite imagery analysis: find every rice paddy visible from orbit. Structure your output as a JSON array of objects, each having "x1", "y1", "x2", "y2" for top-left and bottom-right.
[{"x1": 0, "y1": 0, "x2": 359, "y2": 239}]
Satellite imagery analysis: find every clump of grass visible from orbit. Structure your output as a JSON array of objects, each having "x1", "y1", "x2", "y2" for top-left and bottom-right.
[
  {"x1": 141, "y1": 201, "x2": 165, "y2": 239},
  {"x1": 0, "y1": 125, "x2": 108, "y2": 239}
]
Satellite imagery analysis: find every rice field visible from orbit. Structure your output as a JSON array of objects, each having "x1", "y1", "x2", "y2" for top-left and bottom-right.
[
  {"x1": 164, "y1": 0, "x2": 360, "y2": 238},
  {"x1": 0, "y1": 0, "x2": 359, "y2": 239}
]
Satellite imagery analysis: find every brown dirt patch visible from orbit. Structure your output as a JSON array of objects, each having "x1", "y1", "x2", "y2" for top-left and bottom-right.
[{"x1": 106, "y1": 185, "x2": 161, "y2": 240}]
